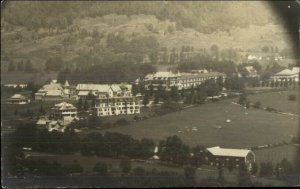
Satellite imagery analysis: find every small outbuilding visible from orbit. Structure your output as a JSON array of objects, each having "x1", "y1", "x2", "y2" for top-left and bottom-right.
[{"x1": 7, "y1": 94, "x2": 30, "y2": 104}]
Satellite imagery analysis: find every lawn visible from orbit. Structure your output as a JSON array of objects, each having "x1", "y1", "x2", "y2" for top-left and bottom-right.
[
  {"x1": 247, "y1": 89, "x2": 299, "y2": 114},
  {"x1": 253, "y1": 144, "x2": 298, "y2": 165},
  {"x1": 99, "y1": 97, "x2": 298, "y2": 149}
]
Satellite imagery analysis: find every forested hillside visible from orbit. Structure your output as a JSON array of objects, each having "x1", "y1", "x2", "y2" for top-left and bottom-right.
[{"x1": 1, "y1": 1, "x2": 294, "y2": 84}]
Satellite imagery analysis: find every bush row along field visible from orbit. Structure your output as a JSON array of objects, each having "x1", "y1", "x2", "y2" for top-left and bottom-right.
[
  {"x1": 99, "y1": 97, "x2": 298, "y2": 149},
  {"x1": 25, "y1": 151, "x2": 286, "y2": 186},
  {"x1": 247, "y1": 89, "x2": 299, "y2": 114}
]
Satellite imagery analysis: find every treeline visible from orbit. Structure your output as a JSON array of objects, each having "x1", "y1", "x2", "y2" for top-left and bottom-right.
[
  {"x1": 3, "y1": 124, "x2": 297, "y2": 187},
  {"x1": 178, "y1": 59, "x2": 237, "y2": 76},
  {"x1": 57, "y1": 62, "x2": 156, "y2": 83}
]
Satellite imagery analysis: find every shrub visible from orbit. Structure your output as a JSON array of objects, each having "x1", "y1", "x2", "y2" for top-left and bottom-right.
[
  {"x1": 288, "y1": 94, "x2": 296, "y2": 101},
  {"x1": 253, "y1": 101, "x2": 261, "y2": 109}
]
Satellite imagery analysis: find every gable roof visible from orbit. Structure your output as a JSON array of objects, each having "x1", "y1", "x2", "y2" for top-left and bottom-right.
[
  {"x1": 10, "y1": 94, "x2": 27, "y2": 99},
  {"x1": 207, "y1": 146, "x2": 252, "y2": 158},
  {"x1": 76, "y1": 84, "x2": 111, "y2": 92},
  {"x1": 53, "y1": 102, "x2": 76, "y2": 110}
]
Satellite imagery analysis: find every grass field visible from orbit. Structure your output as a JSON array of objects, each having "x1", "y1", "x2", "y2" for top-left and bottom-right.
[
  {"x1": 253, "y1": 145, "x2": 298, "y2": 165},
  {"x1": 99, "y1": 97, "x2": 298, "y2": 149},
  {"x1": 247, "y1": 89, "x2": 299, "y2": 114}
]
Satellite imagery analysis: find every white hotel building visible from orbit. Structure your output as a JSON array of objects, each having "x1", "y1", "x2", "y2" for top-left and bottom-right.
[
  {"x1": 76, "y1": 83, "x2": 141, "y2": 117},
  {"x1": 144, "y1": 70, "x2": 226, "y2": 91}
]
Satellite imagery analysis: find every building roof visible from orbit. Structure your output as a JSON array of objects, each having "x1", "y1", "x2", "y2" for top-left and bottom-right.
[
  {"x1": 42, "y1": 83, "x2": 63, "y2": 91},
  {"x1": 46, "y1": 90, "x2": 63, "y2": 96},
  {"x1": 244, "y1": 66, "x2": 257, "y2": 74},
  {"x1": 275, "y1": 67, "x2": 299, "y2": 76},
  {"x1": 64, "y1": 80, "x2": 70, "y2": 87},
  {"x1": 180, "y1": 72, "x2": 225, "y2": 79},
  {"x1": 9, "y1": 94, "x2": 27, "y2": 99},
  {"x1": 78, "y1": 91, "x2": 90, "y2": 96},
  {"x1": 276, "y1": 69, "x2": 295, "y2": 76},
  {"x1": 53, "y1": 102, "x2": 77, "y2": 110},
  {"x1": 207, "y1": 146, "x2": 253, "y2": 158},
  {"x1": 76, "y1": 84, "x2": 111, "y2": 92}
]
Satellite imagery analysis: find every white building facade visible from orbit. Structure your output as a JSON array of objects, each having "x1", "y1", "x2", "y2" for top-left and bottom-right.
[
  {"x1": 144, "y1": 71, "x2": 226, "y2": 91},
  {"x1": 76, "y1": 83, "x2": 141, "y2": 117}
]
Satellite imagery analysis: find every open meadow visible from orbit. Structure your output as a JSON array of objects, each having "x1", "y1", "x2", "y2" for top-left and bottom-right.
[
  {"x1": 247, "y1": 89, "x2": 299, "y2": 115},
  {"x1": 100, "y1": 94, "x2": 298, "y2": 149}
]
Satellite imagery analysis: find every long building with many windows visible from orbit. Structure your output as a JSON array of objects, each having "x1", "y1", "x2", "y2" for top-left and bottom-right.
[
  {"x1": 144, "y1": 71, "x2": 226, "y2": 90},
  {"x1": 85, "y1": 84, "x2": 141, "y2": 117}
]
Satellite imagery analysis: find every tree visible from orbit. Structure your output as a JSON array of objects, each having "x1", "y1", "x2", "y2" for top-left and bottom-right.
[
  {"x1": 288, "y1": 94, "x2": 296, "y2": 101},
  {"x1": 158, "y1": 135, "x2": 190, "y2": 165},
  {"x1": 39, "y1": 105, "x2": 46, "y2": 115},
  {"x1": 83, "y1": 100, "x2": 89, "y2": 111},
  {"x1": 143, "y1": 93, "x2": 149, "y2": 107},
  {"x1": 154, "y1": 94, "x2": 159, "y2": 104},
  {"x1": 210, "y1": 44, "x2": 219, "y2": 59},
  {"x1": 119, "y1": 157, "x2": 131, "y2": 174},
  {"x1": 237, "y1": 163, "x2": 252, "y2": 187},
  {"x1": 8, "y1": 62, "x2": 16, "y2": 72},
  {"x1": 132, "y1": 84, "x2": 139, "y2": 96},
  {"x1": 64, "y1": 161, "x2": 84, "y2": 174},
  {"x1": 253, "y1": 101, "x2": 261, "y2": 109},
  {"x1": 25, "y1": 60, "x2": 33, "y2": 73},
  {"x1": 184, "y1": 166, "x2": 196, "y2": 182},
  {"x1": 261, "y1": 46, "x2": 269, "y2": 53},
  {"x1": 259, "y1": 162, "x2": 273, "y2": 177},
  {"x1": 280, "y1": 158, "x2": 295, "y2": 175},
  {"x1": 238, "y1": 93, "x2": 247, "y2": 106},
  {"x1": 190, "y1": 145, "x2": 206, "y2": 167},
  {"x1": 245, "y1": 100, "x2": 251, "y2": 109},
  {"x1": 217, "y1": 164, "x2": 225, "y2": 186},
  {"x1": 133, "y1": 166, "x2": 146, "y2": 176},
  {"x1": 93, "y1": 162, "x2": 108, "y2": 175},
  {"x1": 17, "y1": 61, "x2": 24, "y2": 71},
  {"x1": 78, "y1": 98, "x2": 83, "y2": 111},
  {"x1": 251, "y1": 162, "x2": 258, "y2": 175}
]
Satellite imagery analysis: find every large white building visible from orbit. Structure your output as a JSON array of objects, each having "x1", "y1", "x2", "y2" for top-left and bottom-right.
[
  {"x1": 35, "y1": 80, "x2": 71, "y2": 101},
  {"x1": 271, "y1": 67, "x2": 299, "y2": 82},
  {"x1": 144, "y1": 71, "x2": 226, "y2": 90},
  {"x1": 76, "y1": 83, "x2": 141, "y2": 117}
]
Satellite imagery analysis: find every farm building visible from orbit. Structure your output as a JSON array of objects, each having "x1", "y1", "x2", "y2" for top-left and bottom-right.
[
  {"x1": 144, "y1": 71, "x2": 226, "y2": 91},
  {"x1": 271, "y1": 67, "x2": 299, "y2": 82},
  {"x1": 206, "y1": 146, "x2": 255, "y2": 168},
  {"x1": 35, "y1": 80, "x2": 71, "y2": 101},
  {"x1": 7, "y1": 94, "x2": 30, "y2": 104}
]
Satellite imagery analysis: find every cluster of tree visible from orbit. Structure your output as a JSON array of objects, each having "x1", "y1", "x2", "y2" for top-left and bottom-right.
[
  {"x1": 260, "y1": 62, "x2": 285, "y2": 80},
  {"x1": 184, "y1": 78, "x2": 223, "y2": 104},
  {"x1": 81, "y1": 132, "x2": 155, "y2": 159},
  {"x1": 7, "y1": 60, "x2": 34, "y2": 73},
  {"x1": 247, "y1": 78, "x2": 297, "y2": 88},
  {"x1": 57, "y1": 62, "x2": 156, "y2": 84},
  {"x1": 4, "y1": 123, "x2": 81, "y2": 154},
  {"x1": 237, "y1": 62, "x2": 262, "y2": 74},
  {"x1": 178, "y1": 59, "x2": 237, "y2": 76}
]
